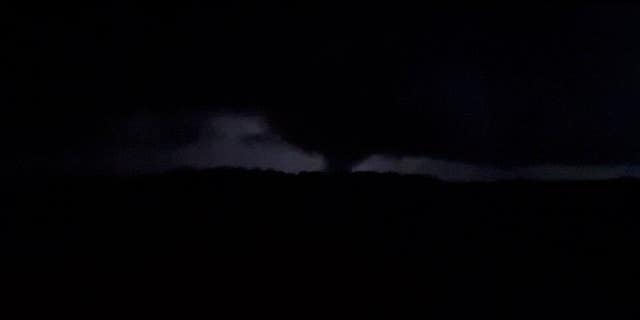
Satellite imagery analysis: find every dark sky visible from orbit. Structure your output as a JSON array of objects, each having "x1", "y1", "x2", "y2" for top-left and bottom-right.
[{"x1": 6, "y1": 2, "x2": 640, "y2": 179}]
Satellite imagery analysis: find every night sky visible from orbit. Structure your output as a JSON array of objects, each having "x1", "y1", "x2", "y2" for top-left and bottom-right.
[{"x1": 6, "y1": 2, "x2": 640, "y2": 180}]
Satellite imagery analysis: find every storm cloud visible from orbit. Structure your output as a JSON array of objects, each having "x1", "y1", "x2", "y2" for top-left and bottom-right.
[
  {"x1": 261, "y1": 4, "x2": 640, "y2": 170},
  {"x1": 8, "y1": 3, "x2": 640, "y2": 177}
]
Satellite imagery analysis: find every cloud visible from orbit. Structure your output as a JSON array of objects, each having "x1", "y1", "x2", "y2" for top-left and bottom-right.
[
  {"x1": 354, "y1": 154, "x2": 640, "y2": 181},
  {"x1": 354, "y1": 155, "x2": 512, "y2": 181},
  {"x1": 9, "y1": 4, "x2": 640, "y2": 178},
  {"x1": 170, "y1": 114, "x2": 324, "y2": 173}
]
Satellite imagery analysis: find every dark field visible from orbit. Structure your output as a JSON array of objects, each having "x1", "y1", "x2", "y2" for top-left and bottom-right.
[{"x1": 3, "y1": 169, "x2": 640, "y2": 318}]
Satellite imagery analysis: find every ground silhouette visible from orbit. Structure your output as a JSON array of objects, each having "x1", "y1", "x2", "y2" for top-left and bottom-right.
[{"x1": 3, "y1": 168, "x2": 640, "y2": 318}]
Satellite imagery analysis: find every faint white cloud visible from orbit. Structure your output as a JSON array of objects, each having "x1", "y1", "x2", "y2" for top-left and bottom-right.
[{"x1": 171, "y1": 114, "x2": 324, "y2": 173}]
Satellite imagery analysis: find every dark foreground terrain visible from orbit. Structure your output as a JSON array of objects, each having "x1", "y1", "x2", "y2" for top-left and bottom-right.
[{"x1": 3, "y1": 169, "x2": 640, "y2": 318}]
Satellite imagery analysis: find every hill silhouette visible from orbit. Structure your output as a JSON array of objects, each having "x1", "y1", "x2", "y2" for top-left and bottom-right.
[{"x1": 3, "y1": 168, "x2": 640, "y2": 318}]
